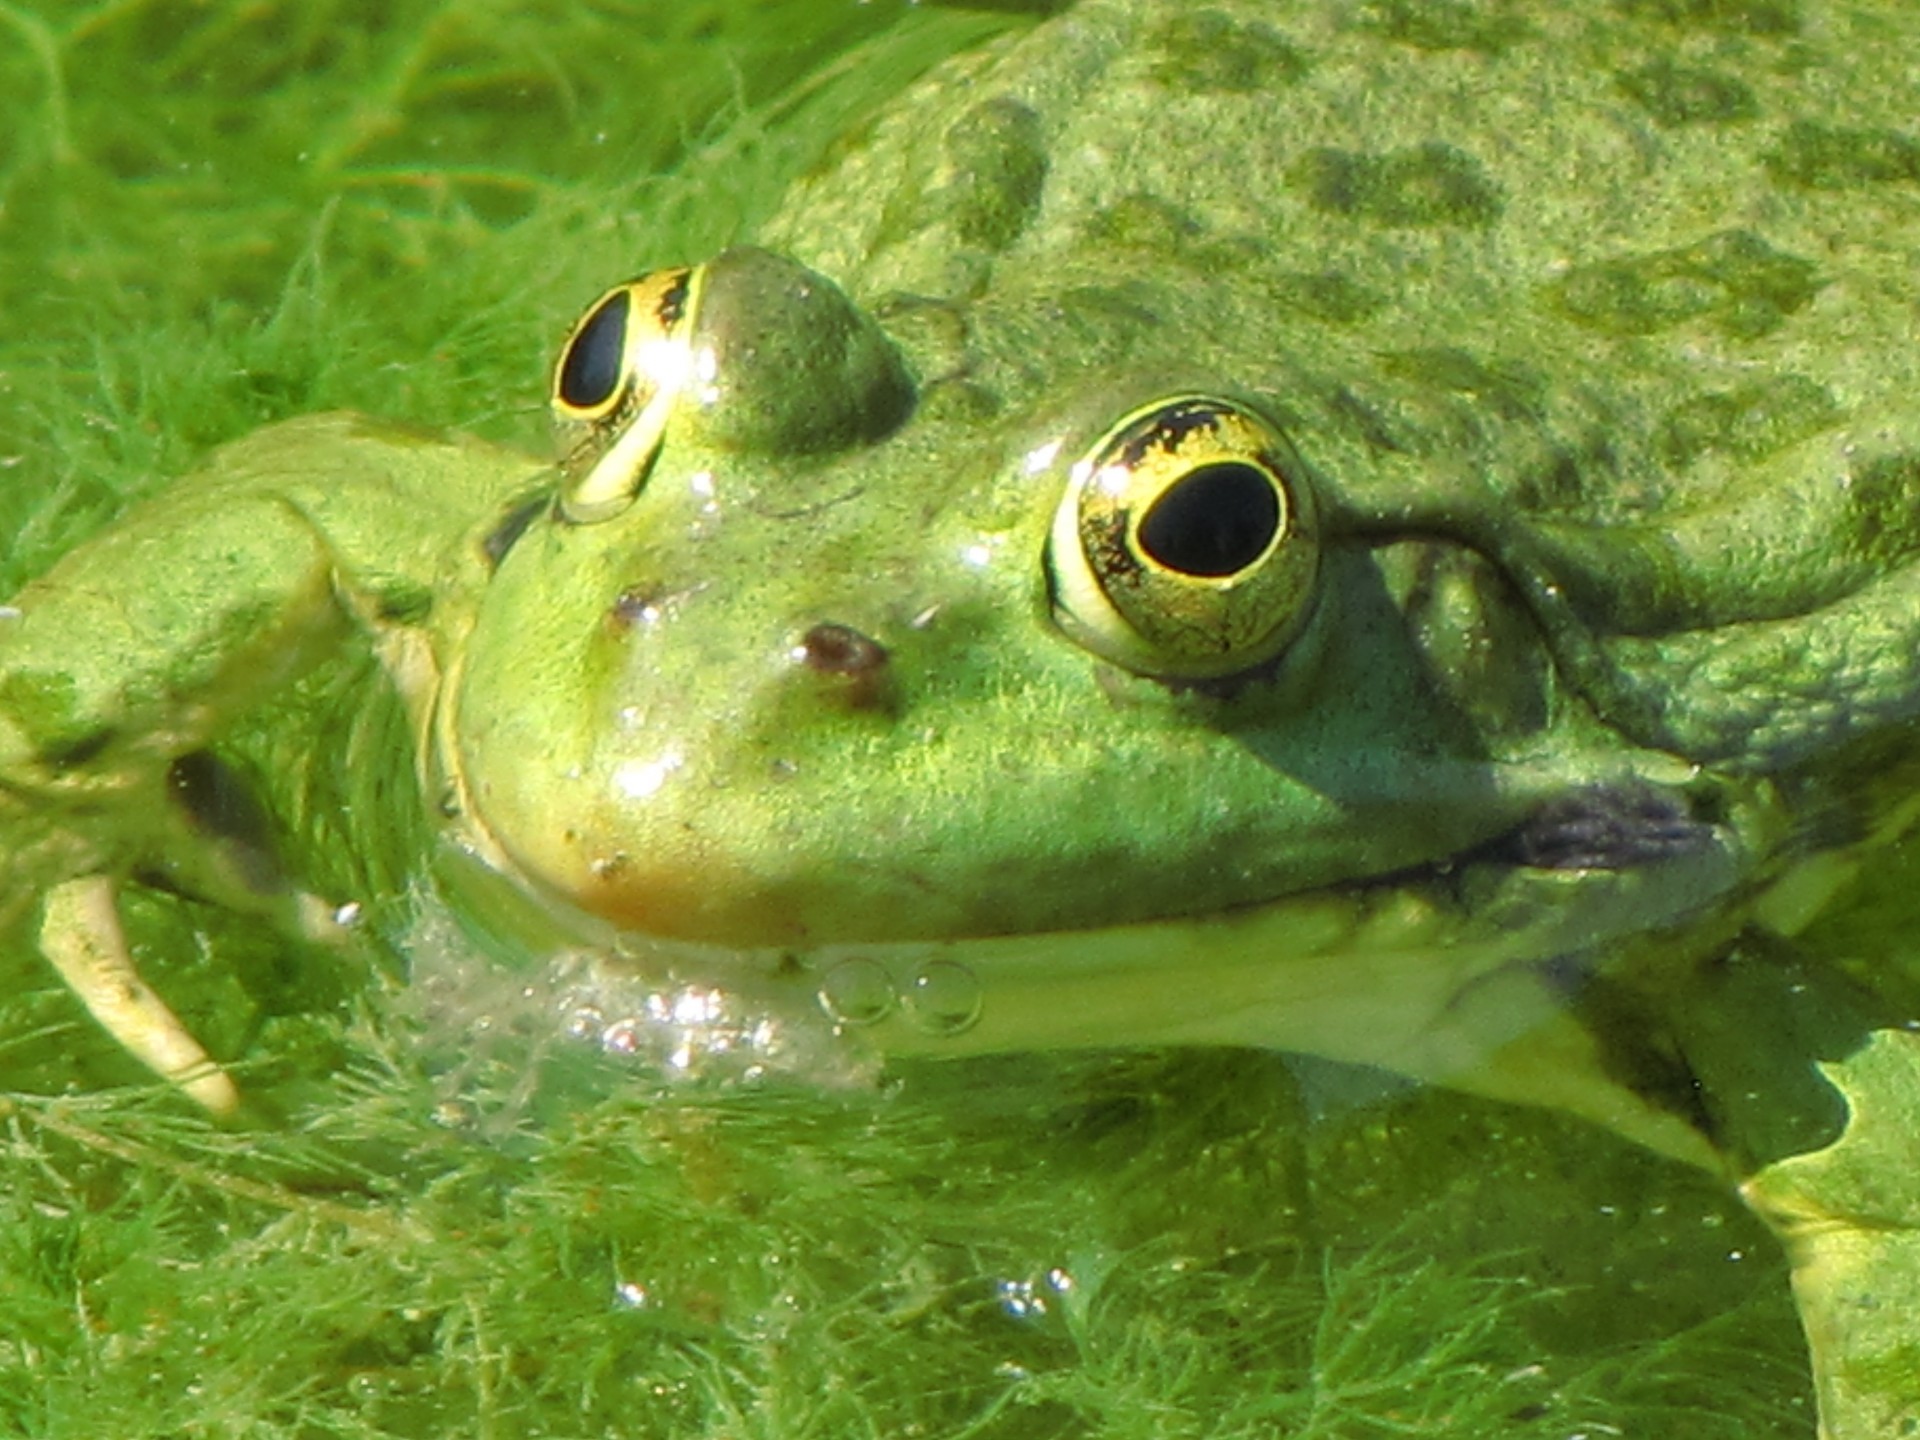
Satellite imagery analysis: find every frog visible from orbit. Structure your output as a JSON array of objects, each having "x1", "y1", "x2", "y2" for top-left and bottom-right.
[{"x1": 5, "y1": 0, "x2": 1920, "y2": 1430}]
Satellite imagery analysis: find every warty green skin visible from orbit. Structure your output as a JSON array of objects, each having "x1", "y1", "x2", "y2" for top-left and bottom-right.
[{"x1": 4, "y1": 0, "x2": 1920, "y2": 1432}]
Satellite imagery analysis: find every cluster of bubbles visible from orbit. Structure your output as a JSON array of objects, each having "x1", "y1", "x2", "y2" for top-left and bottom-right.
[
  {"x1": 996, "y1": 1266, "x2": 1076, "y2": 1324},
  {"x1": 551, "y1": 950, "x2": 985, "y2": 1079},
  {"x1": 401, "y1": 895, "x2": 989, "y2": 1128},
  {"x1": 552, "y1": 960, "x2": 855, "y2": 1085}
]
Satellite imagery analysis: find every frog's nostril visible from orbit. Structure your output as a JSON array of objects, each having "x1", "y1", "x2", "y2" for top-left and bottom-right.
[
  {"x1": 792, "y1": 621, "x2": 894, "y2": 711},
  {"x1": 796, "y1": 622, "x2": 888, "y2": 675}
]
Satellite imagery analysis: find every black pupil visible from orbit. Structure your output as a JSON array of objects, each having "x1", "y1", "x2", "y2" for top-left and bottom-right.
[
  {"x1": 557, "y1": 290, "x2": 632, "y2": 408},
  {"x1": 1136, "y1": 462, "x2": 1280, "y2": 576}
]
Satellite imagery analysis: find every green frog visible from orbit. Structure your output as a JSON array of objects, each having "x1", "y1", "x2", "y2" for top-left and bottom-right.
[{"x1": 4, "y1": 0, "x2": 1920, "y2": 1430}]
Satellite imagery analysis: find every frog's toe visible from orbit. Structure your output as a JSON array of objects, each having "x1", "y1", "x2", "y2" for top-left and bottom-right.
[
  {"x1": 38, "y1": 875, "x2": 240, "y2": 1115},
  {"x1": 1740, "y1": 1031, "x2": 1920, "y2": 1439}
]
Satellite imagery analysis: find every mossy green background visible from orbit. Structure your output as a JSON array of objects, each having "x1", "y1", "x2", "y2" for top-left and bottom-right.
[{"x1": 0, "y1": 2, "x2": 1818, "y2": 1435}]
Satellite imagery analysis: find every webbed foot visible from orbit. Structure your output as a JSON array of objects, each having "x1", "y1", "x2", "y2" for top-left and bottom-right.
[{"x1": 1742, "y1": 1030, "x2": 1920, "y2": 1438}]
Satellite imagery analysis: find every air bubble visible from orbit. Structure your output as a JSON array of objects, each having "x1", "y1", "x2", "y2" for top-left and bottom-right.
[
  {"x1": 817, "y1": 957, "x2": 897, "y2": 1027},
  {"x1": 564, "y1": 1004, "x2": 605, "y2": 1042},
  {"x1": 602, "y1": 1018, "x2": 642, "y2": 1055},
  {"x1": 997, "y1": 1278, "x2": 1047, "y2": 1320},
  {"x1": 904, "y1": 960, "x2": 982, "y2": 1036}
]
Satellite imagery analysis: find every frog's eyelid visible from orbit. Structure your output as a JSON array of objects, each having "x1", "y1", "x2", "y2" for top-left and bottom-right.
[
  {"x1": 551, "y1": 267, "x2": 701, "y2": 524},
  {"x1": 561, "y1": 385, "x2": 677, "y2": 524}
]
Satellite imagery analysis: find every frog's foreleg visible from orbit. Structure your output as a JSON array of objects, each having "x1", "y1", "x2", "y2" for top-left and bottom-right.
[{"x1": 38, "y1": 875, "x2": 241, "y2": 1115}]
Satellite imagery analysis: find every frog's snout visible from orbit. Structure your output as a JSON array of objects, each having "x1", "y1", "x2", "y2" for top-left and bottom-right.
[{"x1": 790, "y1": 620, "x2": 895, "y2": 713}]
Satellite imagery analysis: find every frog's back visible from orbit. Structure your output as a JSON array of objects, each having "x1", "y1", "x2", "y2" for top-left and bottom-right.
[
  {"x1": 764, "y1": 0, "x2": 1920, "y2": 767},
  {"x1": 771, "y1": 0, "x2": 1912, "y2": 537}
]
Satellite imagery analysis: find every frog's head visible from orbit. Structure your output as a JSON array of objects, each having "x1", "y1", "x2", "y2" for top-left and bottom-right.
[
  {"x1": 449, "y1": 245, "x2": 1745, "y2": 966},
  {"x1": 444, "y1": 2, "x2": 1800, "y2": 1094}
]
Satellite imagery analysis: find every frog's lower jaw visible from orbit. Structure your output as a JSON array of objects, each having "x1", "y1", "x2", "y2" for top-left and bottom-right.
[
  {"x1": 464, "y1": 826, "x2": 1752, "y2": 1173},
  {"x1": 855, "y1": 851, "x2": 1744, "y2": 1170}
]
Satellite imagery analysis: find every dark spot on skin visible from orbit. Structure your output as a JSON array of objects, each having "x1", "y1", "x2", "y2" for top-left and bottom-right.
[
  {"x1": 373, "y1": 581, "x2": 434, "y2": 625},
  {"x1": 589, "y1": 852, "x2": 630, "y2": 881},
  {"x1": 1765, "y1": 119, "x2": 1920, "y2": 190},
  {"x1": 605, "y1": 588, "x2": 664, "y2": 633},
  {"x1": 1084, "y1": 193, "x2": 1203, "y2": 249},
  {"x1": 39, "y1": 727, "x2": 116, "y2": 770},
  {"x1": 1546, "y1": 228, "x2": 1820, "y2": 339},
  {"x1": 942, "y1": 96, "x2": 1049, "y2": 251},
  {"x1": 1378, "y1": 347, "x2": 1546, "y2": 422},
  {"x1": 1507, "y1": 444, "x2": 1594, "y2": 513},
  {"x1": 1056, "y1": 284, "x2": 1166, "y2": 342},
  {"x1": 1615, "y1": 59, "x2": 1758, "y2": 128},
  {"x1": 1493, "y1": 786, "x2": 1717, "y2": 870},
  {"x1": 797, "y1": 622, "x2": 889, "y2": 677},
  {"x1": 1291, "y1": 142, "x2": 1504, "y2": 228},
  {"x1": 1149, "y1": 10, "x2": 1311, "y2": 92},
  {"x1": 1273, "y1": 270, "x2": 1386, "y2": 325},
  {"x1": 1841, "y1": 453, "x2": 1920, "y2": 570},
  {"x1": 1655, "y1": 374, "x2": 1839, "y2": 468},
  {"x1": 1325, "y1": 386, "x2": 1409, "y2": 455},
  {"x1": 483, "y1": 494, "x2": 547, "y2": 569},
  {"x1": 1611, "y1": 0, "x2": 1800, "y2": 35},
  {"x1": 1359, "y1": 0, "x2": 1535, "y2": 54},
  {"x1": 795, "y1": 622, "x2": 895, "y2": 712}
]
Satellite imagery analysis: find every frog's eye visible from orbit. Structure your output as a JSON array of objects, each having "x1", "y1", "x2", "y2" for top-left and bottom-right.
[
  {"x1": 1046, "y1": 396, "x2": 1320, "y2": 680},
  {"x1": 550, "y1": 265, "x2": 703, "y2": 524}
]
